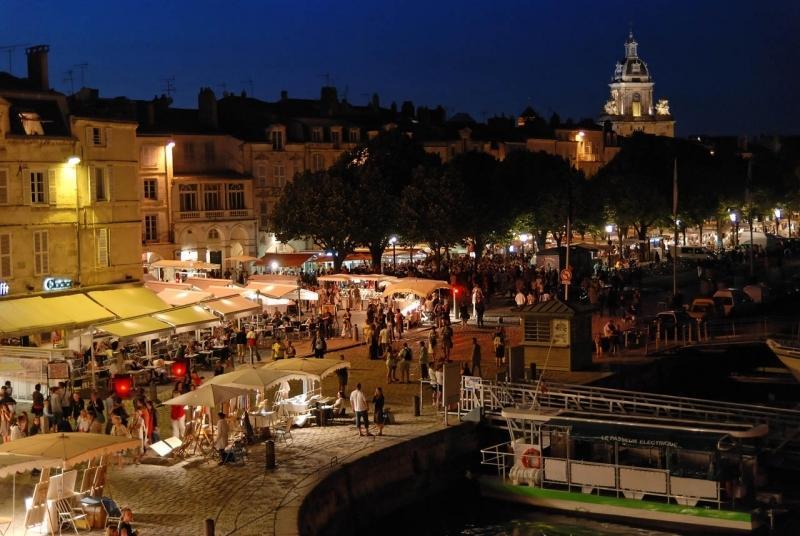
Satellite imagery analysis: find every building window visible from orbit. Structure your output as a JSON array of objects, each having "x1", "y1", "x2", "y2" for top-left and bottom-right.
[
  {"x1": 330, "y1": 130, "x2": 341, "y2": 146},
  {"x1": 0, "y1": 233, "x2": 11, "y2": 277},
  {"x1": 19, "y1": 112, "x2": 44, "y2": 135},
  {"x1": 144, "y1": 215, "x2": 158, "y2": 242},
  {"x1": 311, "y1": 153, "x2": 324, "y2": 172},
  {"x1": 631, "y1": 93, "x2": 642, "y2": 117},
  {"x1": 272, "y1": 130, "x2": 284, "y2": 151},
  {"x1": 91, "y1": 167, "x2": 110, "y2": 202},
  {"x1": 183, "y1": 142, "x2": 195, "y2": 160},
  {"x1": 143, "y1": 178, "x2": 157, "y2": 200},
  {"x1": 29, "y1": 171, "x2": 47, "y2": 204},
  {"x1": 208, "y1": 228, "x2": 220, "y2": 240},
  {"x1": 140, "y1": 145, "x2": 160, "y2": 168},
  {"x1": 259, "y1": 202, "x2": 268, "y2": 227},
  {"x1": 348, "y1": 128, "x2": 360, "y2": 143},
  {"x1": 204, "y1": 141, "x2": 215, "y2": 164},
  {"x1": 203, "y1": 184, "x2": 221, "y2": 210},
  {"x1": 273, "y1": 164, "x2": 286, "y2": 188},
  {"x1": 256, "y1": 165, "x2": 267, "y2": 188},
  {"x1": 311, "y1": 128, "x2": 323, "y2": 143},
  {"x1": 0, "y1": 169, "x2": 7, "y2": 205},
  {"x1": 179, "y1": 184, "x2": 198, "y2": 211},
  {"x1": 226, "y1": 184, "x2": 245, "y2": 210},
  {"x1": 88, "y1": 127, "x2": 106, "y2": 146},
  {"x1": 33, "y1": 230, "x2": 48, "y2": 275},
  {"x1": 96, "y1": 228, "x2": 109, "y2": 267},
  {"x1": 523, "y1": 318, "x2": 551, "y2": 343}
]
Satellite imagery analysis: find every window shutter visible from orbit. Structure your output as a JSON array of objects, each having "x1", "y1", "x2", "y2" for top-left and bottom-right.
[
  {"x1": 85, "y1": 126, "x2": 93, "y2": 144},
  {"x1": 40, "y1": 231, "x2": 49, "y2": 273},
  {"x1": 97, "y1": 228, "x2": 109, "y2": 267},
  {"x1": 106, "y1": 166, "x2": 112, "y2": 201},
  {"x1": 0, "y1": 169, "x2": 8, "y2": 204},
  {"x1": 89, "y1": 167, "x2": 97, "y2": 203},
  {"x1": 0, "y1": 234, "x2": 11, "y2": 277},
  {"x1": 48, "y1": 169, "x2": 57, "y2": 205},
  {"x1": 23, "y1": 170, "x2": 32, "y2": 205}
]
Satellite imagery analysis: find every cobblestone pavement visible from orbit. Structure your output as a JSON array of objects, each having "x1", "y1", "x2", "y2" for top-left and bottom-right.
[{"x1": 0, "y1": 322, "x2": 516, "y2": 535}]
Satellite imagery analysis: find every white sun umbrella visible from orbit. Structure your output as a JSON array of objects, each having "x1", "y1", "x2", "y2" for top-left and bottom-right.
[
  {"x1": 162, "y1": 383, "x2": 250, "y2": 407},
  {"x1": 227, "y1": 255, "x2": 259, "y2": 263},
  {"x1": 204, "y1": 368, "x2": 296, "y2": 391},
  {"x1": 0, "y1": 453, "x2": 62, "y2": 534},
  {"x1": 0, "y1": 433, "x2": 140, "y2": 466}
]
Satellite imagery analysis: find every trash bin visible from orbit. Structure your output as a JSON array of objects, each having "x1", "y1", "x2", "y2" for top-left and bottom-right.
[{"x1": 352, "y1": 324, "x2": 359, "y2": 342}]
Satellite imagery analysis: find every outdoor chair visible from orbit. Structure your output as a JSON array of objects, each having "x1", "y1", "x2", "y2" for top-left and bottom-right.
[
  {"x1": 273, "y1": 419, "x2": 294, "y2": 445},
  {"x1": 101, "y1": 497, "x2": 122, "y2": 528},
  {"x1": 55, "y1": 498, "x2": 88, "y2": 534}
]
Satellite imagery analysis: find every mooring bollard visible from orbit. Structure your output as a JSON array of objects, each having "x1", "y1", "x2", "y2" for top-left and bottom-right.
[
  {"x1": 205, "y1": 518, "x2": 215, "y2": 536},
  {"x1": 413, "y1": 395, "x2": 420, "y2": 417},
  {"x1": 265, "y1": 440, "x2": 276, "y2": 469}
]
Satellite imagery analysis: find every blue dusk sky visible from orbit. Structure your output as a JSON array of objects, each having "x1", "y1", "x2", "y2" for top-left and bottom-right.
[{"x1": 3, "y1": 0, "x2": 798, "y2": 136}]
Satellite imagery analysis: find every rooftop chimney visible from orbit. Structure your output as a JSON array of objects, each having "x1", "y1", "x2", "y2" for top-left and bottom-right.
[
  {"x1": 26, "y1": 45, "x2": 50, "y2": 91},
  {"x1": 198, "y1": 87, "x2": 218, "y2": 129}
]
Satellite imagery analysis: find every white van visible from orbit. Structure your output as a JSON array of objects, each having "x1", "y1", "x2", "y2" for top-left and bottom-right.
[{"x1": 669, "y1": 245, "x2": 715, "y2": 261}]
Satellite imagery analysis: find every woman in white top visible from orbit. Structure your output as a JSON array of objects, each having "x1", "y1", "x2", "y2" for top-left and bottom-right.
[{"x1": 76, "y1": 409, "x2": 92, "y2": 432}]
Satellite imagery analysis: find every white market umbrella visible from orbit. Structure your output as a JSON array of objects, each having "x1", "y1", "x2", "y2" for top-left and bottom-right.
[
  {"x1": 0, "y1": 453, "x2": 61, "y2": 535},
  {"x1": 261, "y1": 358, "x2": 350, "y2": 383},
  {"x1": 204, "y1": 368, "x2": 295, "y2": 391},
  {"x1": 162, "y1": 383, "x2": 250, "y2": 407},
  {"x1": 0, "y1": 433, "x2": 140, "y2": 466},
  {"x1": 227, "y1": 255, "x2": 259, "y2": 263}
]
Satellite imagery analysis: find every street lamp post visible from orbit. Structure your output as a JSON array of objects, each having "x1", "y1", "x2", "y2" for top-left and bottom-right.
[
  {"x1": 730, "y1": 212, "x2": 739, "y2": 247},
  {"x1": 389, "y1": 236, "x2": 397, "y2": 271},
  {"x1": 518, "y1": 233, "x2": 530, "y2": 261},
  {"x1": 774, "y1": 208, "x2": 782, "y2": 236}
]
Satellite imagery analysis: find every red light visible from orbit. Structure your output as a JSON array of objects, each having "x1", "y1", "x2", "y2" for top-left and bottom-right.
[
  {"x1": 113, "y1": 375, "x2": 133, "y2": 398},
  {"x1": 453, "y1": 288, "x2": 459, "y2": 294},
  {"x1": 171, "y1": 360, "x2": 188, "y2": 379}
]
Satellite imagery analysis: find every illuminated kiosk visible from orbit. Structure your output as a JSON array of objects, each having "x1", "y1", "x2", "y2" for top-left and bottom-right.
[{"x1": 510, "y1": 300, "x2": 594, "y2": 375}]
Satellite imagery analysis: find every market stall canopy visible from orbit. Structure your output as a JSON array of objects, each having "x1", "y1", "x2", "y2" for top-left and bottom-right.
[
  {"x1": 151, "y1": 259, "x2": 220, "y2": 270},
  {"x1": 261, "y1": 357, "x2": 350, "y2": 382},
  {"x1": 205, "y1": 296, "x2": 261, "y2": 319},
  {"x1": 317, "y1": 274, "x2": 352, "y2": 282},
  {"x1": 244, "y1": 282, "x2": 299, "y2": 299},
  {"x1": 207, "y1": 286, "x2": 244, "y2": 298},
  {"x1": 88, "y1": 287, "x2": 170, "y2": 318},
  {"x1": 45, "y1": 294, "x2": 117, "y2": 325},
  {"x1": 156, "y1": 288, "x2": 213, "y2": 306},
  {"x1": 344, "y1": 252, "x2": 373, "y2": 262},
  {"x1": 204, "y1": 368, "x2": 295, "y2": 390},
  {"x1": 152, "y1": 305, "x2": 219, "y2": 332},
  {"x1": 0, "y1": 296, "x2": 75, "y2": 336},
  {"x1": 94, "y1": 316, "x2": 173, "y2": 340},
  {"x1": 381, "y1": 278, "x2": 451, "y2": 298},
  {"x1": 254, "y1": 253, "x2": 314, "y2": 268},
  {"x1": 249, "y1": 274, "x2": 301, "y2": 283},
  {"x1": 351, "y1": 274, "x2": 401, "y2": 283},
  {"x1": 144, "y1": 281, "x2": 192, "y2": 293},
  {"x1": 163, "y1": 383, "x2": 250, "y2": 407},
  {"x1": 227, "y1": 255, "x2": 259, "y2": 263},
  {"x1": 0, "y1": 453, "x2": 62, "y2": 477},
  {"x1": 283, "y1": 288, "x2": 318, "y2": 301},
  {"x1": 187, "y1": 277, "x2": 236, "y2": 291},
  {"x1": 0, "y1": 433, "x2": 140, "y2": 466}
]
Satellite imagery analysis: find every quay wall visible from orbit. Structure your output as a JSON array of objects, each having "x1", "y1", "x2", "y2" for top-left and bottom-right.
[{"x1": 290, "y1": 423, "x2": 479, "y2": 536}]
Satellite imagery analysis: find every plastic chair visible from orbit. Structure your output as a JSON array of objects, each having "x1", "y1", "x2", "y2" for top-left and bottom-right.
[
  {"x1": 273, "y1": 419, "x2": 293, "y2": 445},
  {"x1": 55, "y1": 498, "x2": 87, "y2": 535},
  {"x1": 101, "y1": 496, "x2": 122, "y2": 528}
]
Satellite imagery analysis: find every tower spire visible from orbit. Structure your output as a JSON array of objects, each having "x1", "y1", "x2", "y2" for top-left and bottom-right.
[{"x1": 625, "y1": 29, "x2": 638, "y2": 59}]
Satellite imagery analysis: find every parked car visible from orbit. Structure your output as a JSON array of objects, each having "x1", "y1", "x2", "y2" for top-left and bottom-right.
[
  {"x1": 687, "y1": 298, "x2": 716, "y2": 322},
  {"x1": 712, "y1": 288, "x2": 754, "y2": 317}
]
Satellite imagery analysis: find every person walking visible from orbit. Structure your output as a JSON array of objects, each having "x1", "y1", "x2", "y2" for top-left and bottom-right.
[
  {"x1": 349, "y1": 384, "x2": 372, "y2": 436},
  {"x1": 418, "y1": 340, "x2": 430, "y2": 380},
  {"x1": 170, "y1": 390, "x2": 186, "y2": 439},
  {"x1": 246, "y1": 327, "x2": 260, "y2": 363},
  {"x1": 398, "y1": 342, "x2": 412, "y2": 383},
  {"x1": 470, "y1": 338, "x2": 483, "y2": 377},
  {"x1": 236, "y1": 327, "x2": 247, "y2": 364},
  {"x1": 442, "y1": 321, "x2": 453, "y2": 361},
  {"x1": 493, "y1": 329, "x2": 506, "y2": 367},
  {"x1": 335, "y1": 354, "x2": 349, "y2": 394},
  {"x1": 372, "y1": 387, "x2": 385, "y2": 436},
  {"x1": 215, "y1": 411, "x2": 230, "y2": 465}
]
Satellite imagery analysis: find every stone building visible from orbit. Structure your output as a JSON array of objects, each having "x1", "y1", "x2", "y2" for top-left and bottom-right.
[
  {"x1": 598, "y1": 31, "x2": 675, "y2": 137},
  {"x1": 0, "y1": 45, "x2": 141, "y2": 298}
]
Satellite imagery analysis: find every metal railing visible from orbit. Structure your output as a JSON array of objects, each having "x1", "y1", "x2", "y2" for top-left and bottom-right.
[
  {"x1": 480, "y1": 442, "x2": 723, "y2": 509},
  {"x1": 176, "y1": 209, "x2": 254, "y2": 221}
]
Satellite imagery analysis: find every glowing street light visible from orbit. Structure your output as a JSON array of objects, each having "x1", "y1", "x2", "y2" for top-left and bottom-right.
[
  {"x1": 774, "y1": 208, "x2": 782, "y2": 236},
  {"x1": 67, "y1": 156, "x2": 81, "y2": 166},
  {"x1": 729, "y1": 211, "x2": 739, "y2": 246},
  {"x1": 166, "y1": 140, "x2": 176, "y2": 149},
  {"x1": 389, "y1": 236, "x2": 398, "y2": 270},
  {"x1": 270, "y1": 261, "x2": 279, "y2": 272},
  {"x1": 518, "y1": 233, "x2": 530, "y2": 259}
]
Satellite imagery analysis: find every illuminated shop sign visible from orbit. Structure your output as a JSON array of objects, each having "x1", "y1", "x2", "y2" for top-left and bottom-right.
[{"x1": 43, "y1": 277, "x2": 73, "y2": 292}]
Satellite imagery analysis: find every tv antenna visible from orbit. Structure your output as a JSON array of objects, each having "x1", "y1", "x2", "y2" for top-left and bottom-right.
[
  {"x1": 0, "y1": 43, "x2": 30, "y2": 74},
  {"x1": 161, "y1": 76, "x2": 176, "y2": 98},
  {"x1": 62, "y1": 69, "x2": 74, "y2": 94},
  {"x1": 240, "y1": 78, "x2": 254, "y2": 96},
  {"x1": 72, "y1": 63, "x2": 88, "y2": 87}
]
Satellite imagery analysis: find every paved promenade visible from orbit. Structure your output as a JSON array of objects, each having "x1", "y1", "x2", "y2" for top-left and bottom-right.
[{"x1": 0, "y1": 322, "x2": 514, "y2": 535}]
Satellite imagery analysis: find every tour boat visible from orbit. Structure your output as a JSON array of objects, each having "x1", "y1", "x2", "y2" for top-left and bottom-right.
[
  {"x1": 766, "y1": 338, "x2": 800, "y2": 382},
  {"x1": 478, "y1": 406, "x2": 767, "y2": 532}
]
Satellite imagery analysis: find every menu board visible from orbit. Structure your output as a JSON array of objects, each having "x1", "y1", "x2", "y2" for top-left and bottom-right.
[
  {"x1": 551, "y1": 318, "x2": 570, "y2": 346},
  {"x1": 48, "y1": 361, "x2": 70, "y2": 379}
]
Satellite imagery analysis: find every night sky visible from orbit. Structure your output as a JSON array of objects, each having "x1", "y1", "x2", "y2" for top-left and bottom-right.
[{"x1": 5, "y1": 0, "x2": 798, "y2": 136}]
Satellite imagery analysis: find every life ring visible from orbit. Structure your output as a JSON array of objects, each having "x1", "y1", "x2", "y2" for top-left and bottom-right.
[{"x1": 521, "y1": 447, "x2": 541, "y2": 469}]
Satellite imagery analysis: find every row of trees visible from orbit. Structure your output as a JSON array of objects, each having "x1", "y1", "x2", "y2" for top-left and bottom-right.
[{"x1": 273, "y1": 130, "x2": 800, "y2": 271}]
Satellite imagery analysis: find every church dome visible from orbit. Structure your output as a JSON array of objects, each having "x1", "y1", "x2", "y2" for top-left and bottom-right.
[{"x1": 612, "y1": 31, "x2": 651, "y2": 83}]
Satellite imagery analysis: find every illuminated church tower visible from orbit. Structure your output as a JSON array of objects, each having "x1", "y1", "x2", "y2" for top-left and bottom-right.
[{"x1": 599, "y1": 31, "x2": 675, "y2": 137}]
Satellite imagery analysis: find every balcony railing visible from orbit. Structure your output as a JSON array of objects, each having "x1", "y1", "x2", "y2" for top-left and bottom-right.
[{"x1": 176, "y1": 209, "x2": 253, "y2": 221}]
